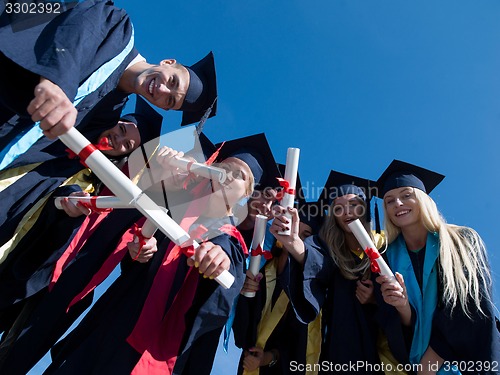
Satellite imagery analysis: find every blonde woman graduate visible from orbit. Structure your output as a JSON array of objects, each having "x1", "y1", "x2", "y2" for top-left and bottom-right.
[
  {"x1": 375, "y1": 160, "x2": 500, "y2": 375},
  {"x1": 272, "y1": 170, "x2": 391, "y2": 374}
]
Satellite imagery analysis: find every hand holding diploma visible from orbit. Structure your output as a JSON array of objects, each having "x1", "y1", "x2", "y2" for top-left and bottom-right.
[
  {"x1": 242, "y1": 214, "x2": 269, "y2": 297},
  {"x1": 58, "y1": 127, "x2": 235, "y2": 289},
  {"x1": 168, "y1": 154, "x2": 226, "y2": 184},
  {"x1": 128, "y1": 219, "x2": 158, "y2": 263},
  {"x1": 347, "y1": 219, "x2": 395, "y2": 279},
  {"x1": 54, "y1": 195, "x2": 130, "y2": 211}
]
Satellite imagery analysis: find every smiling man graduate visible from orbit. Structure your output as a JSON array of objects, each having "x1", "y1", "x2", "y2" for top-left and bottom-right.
[{"x1": 0, "y1": 0, "x2": 217, "y2": 169}]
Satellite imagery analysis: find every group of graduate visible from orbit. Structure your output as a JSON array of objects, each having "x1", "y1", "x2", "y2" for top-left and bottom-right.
[{"x1": 0, "y1": 0, "x2": 499, "y2": 374}]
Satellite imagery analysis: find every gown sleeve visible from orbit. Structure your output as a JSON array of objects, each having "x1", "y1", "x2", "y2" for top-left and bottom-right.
[{"x1": 280, "y1": 235, "x2": 333, "y2": 324}]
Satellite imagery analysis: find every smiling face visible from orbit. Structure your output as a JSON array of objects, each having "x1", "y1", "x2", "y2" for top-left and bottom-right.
[
  {"x1": 383, "y1": 187, "x2": 421, "y2": 229},
  {"x1": 98, "y1": 121, "x2": 141, "y2": 157},
  {"x1": 134, "y1": 59, "x2": 190, "y2": 110},
  {"x1": 332, "y1": 193, "x2": 366, "y2": 233}
]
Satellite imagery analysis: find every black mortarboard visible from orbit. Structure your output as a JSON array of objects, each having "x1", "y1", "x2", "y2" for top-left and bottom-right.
[
  {"x1": 121, "y1": 96, "x2": 163, "y2": 145},
  {"x1": 320, "y1": 170, "x2": 378, "y2": 205},
  {"x1": 298, "y1": 201, "x2": 323, "y2": 234},
  {"x1": 215, "y1": 133, "x2": 280, "y2": 190},
  {"x1": 197, "y1": 132, "x2": 217, "y2": 159},
  {"x1": 180, "y1": 52, "x2": 218, "y2": 126},
  {"x1": 376, "y1": 159, "x2": 445, "y2": 198}
]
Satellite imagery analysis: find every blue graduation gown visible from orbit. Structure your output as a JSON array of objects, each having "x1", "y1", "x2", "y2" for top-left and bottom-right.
[{"x1": 281, "y1": 235, "x2": 382, "y2": 374}]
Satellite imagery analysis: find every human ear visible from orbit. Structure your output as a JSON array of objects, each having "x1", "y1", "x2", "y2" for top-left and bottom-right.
[{"x1": 159, "y1": 59, "x2": 177, "y2": 66}]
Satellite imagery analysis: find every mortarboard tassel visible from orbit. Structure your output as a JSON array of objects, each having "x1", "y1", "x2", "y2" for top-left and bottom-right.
[{"x1": 374, "y1": 200, "x2": 381, "y2": 234}]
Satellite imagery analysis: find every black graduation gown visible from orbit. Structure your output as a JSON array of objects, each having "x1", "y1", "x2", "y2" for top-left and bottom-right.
[
  {"x1": 429, "y1": 271, "x2": 500, "y2": 375},
  {"x1": 374, "y1": 248, "x2": 500, "y2": 375},
  {"x1": 0, "y1": 184, "x2": 86, "y2": 311},
  {"x1": 372, "y1": 253, "x2": 414, "y2": 370},
  {"x1": 281, "y1": 235, "x2": 382, "y2": 375},
  {"x1": 0, "y1": 96, "x2": 128, "y2": 248},
  {"x1": 0, "y1": 208, "x2": 144, "y2": 375},
  {"x1": 233, "y1": 255, "x2": 311, "y2": 375},
  {"x1": 0, "y1": 0, "x2": 138, "y2": 178},
  {"x1": 44, "y1": 229, "x2": 247, "y2": 375}
]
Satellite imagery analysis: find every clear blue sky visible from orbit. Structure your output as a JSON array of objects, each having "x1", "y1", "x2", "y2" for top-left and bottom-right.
[{"x1": 30, "y1": 0, "x2": 500, "y2": 373}]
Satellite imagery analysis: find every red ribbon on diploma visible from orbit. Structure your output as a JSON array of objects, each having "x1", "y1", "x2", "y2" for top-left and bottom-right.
[
  {"x1": 78, "y1": 197, "x2": 113, "y2": 214},
  {"x1": 65, "y1": 138, "x2": 111, "y2": 167},
  {"x1": 364, "y1": 247, "x2": 381, "y2": 274},
  {"x1": 131, "y1": 223, "x2": 148, "y2": 261},
  {"x1": 275, "y1": 178, "x2": 296, "y2": 200},
  {"x1": 251, "y1": 244, "x2": 272, "y2": 260}
]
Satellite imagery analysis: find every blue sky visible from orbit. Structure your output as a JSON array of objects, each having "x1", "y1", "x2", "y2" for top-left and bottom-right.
[
  {"x1": 30, "y1": 0, "x2": 500, "y2": 373},
  {"x1": 121, "y1": 0, "x2": 500, "y2": 302}
]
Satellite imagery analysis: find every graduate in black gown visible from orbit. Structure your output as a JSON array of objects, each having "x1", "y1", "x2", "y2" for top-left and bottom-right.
[
  {"x1": 42, "y1": 134, "x2": 284, "y2": 375},
  {"x1": 0, "y1": 96, "x2": 161, "y2": 249},
  {"x1": 0, "y1": 0, "x2": 218, "y2": 168},
  {"x1": 375, "y1": 160, "x2": 500, "y2": 375},
  {"x1": 275, "y1": 170, "x2": 391, "y2": 374},
  {"x1": 0, "y1": 96, "x2": 163, "y2": 374},
  {"x1": 235, "y1": 198, "x2": 324, "y2": 375}
]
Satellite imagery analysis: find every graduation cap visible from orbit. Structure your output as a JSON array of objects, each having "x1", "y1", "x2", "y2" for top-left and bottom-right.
[
  {"x1": 120, "y1": 96, "x2": 163, "y2": 145},
  {"x1": 215, "y1": 133, "x2": 280, "y2": 190},
  {"x1": 376, "y1": 159, "x2": 445, "y2": 198},
  {"x1": 320, "y1": 170, "x2": 378, "y2": 205},
  {"x1": 196, "y1": 132, "x2": 217, "y2": 160},
  {"x1": 320, "y1": 170, "x2": 380, "y2": 231},
  {"x1": 180, "y1": 51, "x2": 218, "y2": 126},
  {"x1": 298, "y1": 201, "x2": 323, "y2": 234}
]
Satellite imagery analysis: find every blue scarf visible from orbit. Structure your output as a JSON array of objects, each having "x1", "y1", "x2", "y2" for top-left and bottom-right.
[{"x1": 386, "y1": 232, "x2": 440, "y2": 365}]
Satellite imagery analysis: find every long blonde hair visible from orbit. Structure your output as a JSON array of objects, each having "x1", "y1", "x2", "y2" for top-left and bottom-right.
[
  {"x1": 318, "y1": 197, "x2": 372, "y2": 280},
  {"x1": 384, "y1": 188, "x2": 492, "y2": 317}
]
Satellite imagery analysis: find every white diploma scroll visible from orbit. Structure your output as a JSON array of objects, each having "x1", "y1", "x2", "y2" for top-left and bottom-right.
[
  {"x1": 168, "y1": 157, "x2": 227, "y2": 184},
  {"x1": 347, "y1": 219, "x2": 395, "y2": 279},
  {"x1": 58, "y1": 128, "x2": 234, "y2": 289},
  {"x1": 278, "y1": 148, "x2": 300, "y2": 235},
  {"x1": 54, "y1": 196, "x2": 130, "y2": 210},
  {"x1": 139, "y1": 215, "x2": 164, "y2": 239},
  {"x1": 242, "y1": 214, "x2": 268, "y2": 298}
]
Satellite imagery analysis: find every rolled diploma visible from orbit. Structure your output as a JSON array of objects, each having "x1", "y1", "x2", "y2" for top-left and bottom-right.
[
  {"x1": 242, "y1": 214, "x2": 268, "y2": 298},
  {"x1": 347, "y1": 219, "x2": 395, "y2": 279},
  {"x1": 54, "y1": 196, "x2": 130, "y2": 210},
  {"x1": 59, "y1": 128, "x2": 234, "y2": 289},
  {"x1": 169, "y1": 157, "x2": 226, "y2": 184},
  {"x1": 278, "y1": 148, "x2": 300, "y2": 235}
]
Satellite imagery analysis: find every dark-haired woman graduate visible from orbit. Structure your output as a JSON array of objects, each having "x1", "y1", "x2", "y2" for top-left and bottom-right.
[
  {"x1": 236, "y1": 200, "x2": 323, "y2": 375},
  {"x1": 275, "y1": 170, "x2": 393, "y2": 374},
  {"x1": 232, "y1": 162, "x2": 323, "y2": 375},
  {"x1": 43, "y1": 135, "x2": 283, "y2": 375},
  {"x1": 0, "y1": 97, "x2": 163, "y2": 373},
  {"x1": 375, "y1": 160, "x2": 500, "y2": 375}
]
